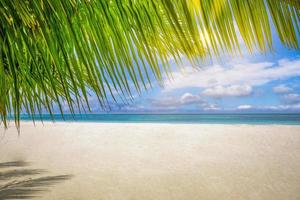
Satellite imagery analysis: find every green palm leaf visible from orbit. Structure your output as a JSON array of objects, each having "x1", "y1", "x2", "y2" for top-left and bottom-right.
[{"x1": 0, "y1": 0, "x2": 299, "y2": 129}]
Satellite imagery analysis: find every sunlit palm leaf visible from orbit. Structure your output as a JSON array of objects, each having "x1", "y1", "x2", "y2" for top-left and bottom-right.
[{"x1": 0, "y1": 0, "x2": 299, "y2": 129}]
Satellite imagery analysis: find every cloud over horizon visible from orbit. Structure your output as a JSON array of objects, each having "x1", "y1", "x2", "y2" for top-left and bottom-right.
[
  {"x1": 282, "y1": 93, "x2": 300, "y2": 104},
  {"x1": 202, "y1": 85, "x2": 252, "y2": 98},
  {"x1": 273, "y1": 84, "x2": 293, "y2": 94},
  {"x1": 163, "y1": 58, "x2": 300, "y2": 92},
  {"x1": 119, "y1": 57, "x2": 300, "y2": 113},
  {"x1": 237, "y1": 105, "x2": 253, "y2": 110}
]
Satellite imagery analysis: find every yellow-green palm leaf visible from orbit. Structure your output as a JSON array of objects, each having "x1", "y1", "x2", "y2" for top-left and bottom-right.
[{"x1": 0, "y1": 0, "x2": 299, "y2": 128}]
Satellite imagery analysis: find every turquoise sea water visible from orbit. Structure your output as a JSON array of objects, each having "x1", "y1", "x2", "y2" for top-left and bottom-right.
[{"x1": 17, "y1": 114, "x2": 300, "y2": 125}]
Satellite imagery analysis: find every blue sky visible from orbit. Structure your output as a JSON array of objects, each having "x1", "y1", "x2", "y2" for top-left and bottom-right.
[
  {"x1": 57, "y1": 24, "x2": 300, "y2": 114},
  {"x1": 82, "y1": 34, "x2": 300, "y2": 113},
  {"x1": 81, "y1": 24, "x2": 300, "y2": 114}
]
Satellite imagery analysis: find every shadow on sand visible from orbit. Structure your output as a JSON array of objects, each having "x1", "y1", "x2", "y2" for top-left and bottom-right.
[{"x1": 0, "y1": 161, "x2": 72, "y2": 199}]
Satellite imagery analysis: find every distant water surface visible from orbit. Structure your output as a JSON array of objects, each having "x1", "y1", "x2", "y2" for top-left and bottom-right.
[{"x1": 16, "y1": 114, "x2": 300, "y2": 125}]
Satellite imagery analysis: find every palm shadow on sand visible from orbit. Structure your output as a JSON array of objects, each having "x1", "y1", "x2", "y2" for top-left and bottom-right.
[{"x1": 0, "y1": 161, "x2": 72, "y2": 199}]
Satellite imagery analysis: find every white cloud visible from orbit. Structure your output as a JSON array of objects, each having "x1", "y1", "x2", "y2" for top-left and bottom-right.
[
  {"x1": 180, "y1": 93, "x2": 201, "y2": 104},
  {"x1": 202, "y1": 85, "x2": 252, "y2": 98},
  {"x1": 273, "y1": 84, "x2": 292, "y2": 94},
  {"x1": 237, "y1": 105, "x2": 253, "y2": 110},
  {"x1": 120, "y1": 104, "x2": 146, "y2": 112},
  {"x1": 163, "y1": 58, "x2": 300, "y2": 91},
  {"x1": 147, "y1": 93, "x2": 222, "y2": 111},
  {"x1": 262, "y1": 104, "x2": 300, "y2": 111},
  {"x1": 200, "y1": 103, "x2": 220, "y2": 111},
  {"x1": 150, "y1": 93, "x2": 202, "y2": 108},
  {"x1": 282, "y1": 93, "x2": 300, "y2": 104}
]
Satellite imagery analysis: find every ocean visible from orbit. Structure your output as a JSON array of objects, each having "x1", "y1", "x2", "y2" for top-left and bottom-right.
[{"x1": 16, "y1": 113, "x2": 300, "y2": 125}]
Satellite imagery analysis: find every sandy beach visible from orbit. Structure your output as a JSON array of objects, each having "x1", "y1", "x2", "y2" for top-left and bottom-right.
[{"x1": 0, "y1": 122, "x2": 300, "y2": 200}]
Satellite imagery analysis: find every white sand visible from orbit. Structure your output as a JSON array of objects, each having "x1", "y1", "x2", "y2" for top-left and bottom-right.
[{"x1": 0, "y1": 122, "x2": 300, "y2": 200}]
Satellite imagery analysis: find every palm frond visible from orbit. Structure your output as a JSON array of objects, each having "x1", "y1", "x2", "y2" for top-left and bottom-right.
[{"x1": 0, "y1": 0, "x2": 299, "y2": 128}]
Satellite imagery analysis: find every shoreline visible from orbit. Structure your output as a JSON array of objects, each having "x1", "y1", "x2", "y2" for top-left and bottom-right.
[
  {"x1": 3, "y1": 121, "x2": 300, "y2": 128},
  {"x1": 5, "y1": 113, "x2": 300, "y2": 126}
]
